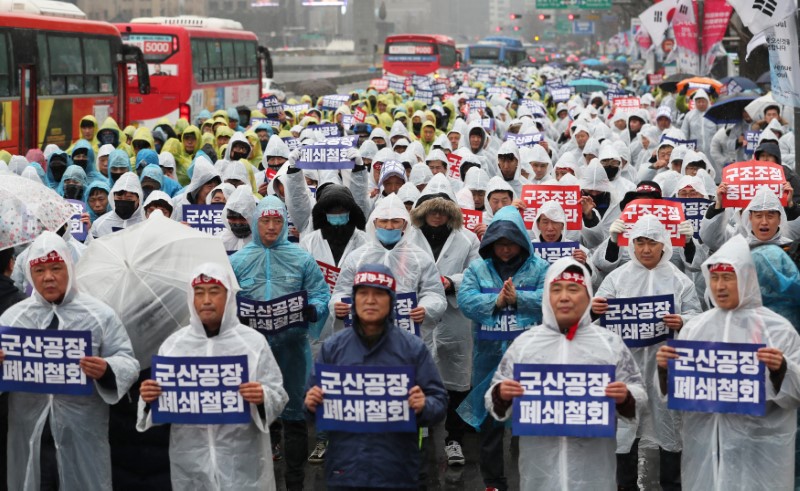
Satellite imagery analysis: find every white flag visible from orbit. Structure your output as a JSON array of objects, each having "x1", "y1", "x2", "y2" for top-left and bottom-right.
[
  {"x1": 727, "y1": 0, "x2": 797, "y2": 36},
  {"x1": 638, "y1": 0, "x2": 678, "y2": 47}
]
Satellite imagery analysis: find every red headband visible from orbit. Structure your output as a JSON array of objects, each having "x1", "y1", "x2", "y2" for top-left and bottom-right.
[
  {"x1": 637, "y1": 184, "x2": 659, "y2": 193},
  {"x1": 709, "y1": 263, "x2": 735, "y2": 273},
  {"x1": 191, "y1": 274, "x2": 225, "y2": 287},
  {"x1": 354, "y1": 271, "x2": 396, "y2": 292},
  {"x1": 259, "y1": 209, "x2": 282, "y2": 218},
  {"x1": 551, "y1": 271, "x2": 586, "y2": 286},
  {"x1": 29, "y1": 251, "x2": 65, "y2": 268}
]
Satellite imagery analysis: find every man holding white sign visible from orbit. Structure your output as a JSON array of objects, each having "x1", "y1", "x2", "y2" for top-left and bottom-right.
[
  {"x1": 488, "y1": 258, "x2": 645, "y2": 490},
  {"x1": 657, "y1": 235, "x2": 800, "y2": 490},
  {"x1": 138, "y1": 263, "x2": 288, "y2": 491}
]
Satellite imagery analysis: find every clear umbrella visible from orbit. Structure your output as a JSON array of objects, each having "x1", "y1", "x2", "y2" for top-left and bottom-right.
[
  {"x1": 74, "y1": 212, "x2": 236, "y2": 369},
  {"x1": 0, "y1": 174, "x2": 74, "y2": 249}
]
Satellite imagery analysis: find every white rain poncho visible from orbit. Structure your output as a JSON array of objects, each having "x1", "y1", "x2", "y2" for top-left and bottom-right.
[
  {"x1": 407, "y1": 174, "x2": 480, "y2": 389},
  {"x1": 0, "y1": 231, "x2": 139, "y2": 490},
  {"x1": 674, "y1": 234, "x2": 800, "y2": 490},
  {"x1": 679, "y1": 101, "x2": 718, "y2": 167},
  {"x1": 171, "y1": 156, "x2": 220, "y2": 221},
  {"x1": 137, "y1": 262, "x2": 288, "y2": 491},
  {"x1": 483, "y1": 175, "x2": 516, "y2": 223},
  {"x1": 495, "y1": 140, "x2": 529, "y2": 197},
  {"x1": 486, "y1": 258, "x2": 646, "y2": 491},
  {"x1": 12, "y1": 231, "x2": 86, "y2": 294},
  {"x1": 397, "y1": 182, "x2": 421, "y2": 207},
  {"x1": 520, "y1": 145, "x2": 553, "y2": 185},
  {"x1": 455, "y1": 167, "x2": 490, "y2": 210},
  {"x1": 329, "y1": 193, "x2": 447, "y2": 341},
  {"x1": 205, "y1": 182, "x2": 235, "y2": 205},
  {"x1": 220, "y1": 185, "x2": 256, "y2": 253},
  {"x1": 530, "y1": 200, "x2": 592, "y2": 277},
  {"x1": 594, "y1": 215, "x2": 701, "y2": 453},
  {"x1": 579, "y1": 161, "x2": 622, "y2": 249},
  {"x1": 88, "y1": 171, "x2": 145, "y2": 240}
]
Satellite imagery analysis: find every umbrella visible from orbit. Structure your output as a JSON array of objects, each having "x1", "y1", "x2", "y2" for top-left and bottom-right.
[
  {"x1": 756, "y1": 71, "x2": 771, "y2": 84},
  {"x1": 676, "y1": 76, "x2": 723, "y2": 97},
  {"x1": 704, "y1": 94, "x2": 758, "y2": 124},
  {"x1": 719, "y1": 76, "x2": 760, "y2": 95},
  {"x1": 658, "y1": 72, "x2": 695, "y2": 92},
  {"x1": 75, "y1": 212, "x2": 234, "y2": 368},
  {"x1": 580, "y1": 58, "x2": 602, "y2": 66},
  {"x1": 0, "y1": 174, "x2": 74, "y2": 249},
  {"x1": 745, "y1": 93, "x2": 782, "y2": 120},
  {"x1": 568, "y1": 78, "x2": 609, "y2": 94}
]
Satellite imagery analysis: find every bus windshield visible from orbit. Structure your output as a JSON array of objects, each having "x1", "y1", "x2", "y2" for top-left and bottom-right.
[
  {"x1": 469, "y1": 46, "x2": 501, "y2": 60},
  {"x1": 121, "y1": 33, "x2": 180, "y2": 76}
]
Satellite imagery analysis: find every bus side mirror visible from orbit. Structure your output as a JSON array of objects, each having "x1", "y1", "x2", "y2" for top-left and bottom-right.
[
  {"x1": 258, "y1": 46, "x2": 274, "y2": 79},
  {"x1": 122, "y1": 44, "x2": 150, "y2": 95},
  {"x1": 456, "y1": 50, "x2": 462, "y2": 64}
]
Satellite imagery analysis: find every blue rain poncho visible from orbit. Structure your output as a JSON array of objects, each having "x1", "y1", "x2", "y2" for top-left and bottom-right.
[
  {"x1": 107, "y1": 149, "x2": 134, "y2": 188},
  {"x1": 56, "y1": 164, "x2": 88, "y2": 198},
  {"x1": 70, "y1": 139, "x2": 105, "y2": 183},
  {"x1": 83, "y1": 180, "x2": 112, "y2": 222},
  {"x1": 229, "y1": 196, "x2": 330, "y2": 420},
  {"x1": 45, "y1": 150, "x2": 72, "y2": 190}
]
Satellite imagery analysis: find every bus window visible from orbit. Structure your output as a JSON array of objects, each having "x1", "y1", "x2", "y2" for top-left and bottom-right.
[
  {"x1": 207, "y1": 40, "x2": 222, "y2": 81},
  {"x1": 48, "y1": 35, "x2": 83, "y2": 95},
  {"x1": 191, "y1": 39, "x2": 208, "y2": 81},
  {"x1": 244, "y1": 42, "x2": 257, "y2": 78},
  {"x1": 0, "y1": 32, "x2": 14, "y2": 97},
  {"x1": 83, "y1": 38, "x2": 113, "y2": 94},
  {"x1": 439, "y1": 44, "x2": 456, "y2": 68},
  {"x1": 221, "y1": 41, "x2": 234, "y2": 80},
  {"x1": 234, "y1": 41, "x2": 247, "y2": 79},
  {"x1": 37, "y1": 33, "x2": 50, "y2": 95}
]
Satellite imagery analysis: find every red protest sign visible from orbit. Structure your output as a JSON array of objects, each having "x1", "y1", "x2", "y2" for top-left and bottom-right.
[
  {"x1": 446, "y1": 153, "x2": 463, "y2": 180},
  {"x1": 721, "y1": 161, "x2": 787, "y2": 208},
  {"x1": 612, "y1": 96, "x2": 641, "y2": 113},
  {"x1": 520, "y1": 185, "x2": 582, "y2": 231},
  {"x1": 647, "y1": 74, "x2": 663, "y2": 86},
  {"x1": 370, "y1": 79, "x2": 389, "y2": 91},
  {"x1": 461, "y1": 208, "x2": 483, "y2": 233},
  {"x1": 353, "y1": 107, "x2": 367, "y2": 123},
  {"x1": 316, "y1": 260, "x2": 341, "y2": 294},
  {"x1": 618, "y1": 199, "x2": 686, "y2": 247}
]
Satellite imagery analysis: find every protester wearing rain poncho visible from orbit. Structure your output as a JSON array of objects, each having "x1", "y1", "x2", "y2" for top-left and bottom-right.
[
  {"x1": 592, "y1": 215, "x2": 701, "y2": 490},
  {"x1": 45, "y1": 150, "x2": 71, "y2": 190},
  {"x1": 56, "y1": 164, "x2": 88, "y2": 201},
  {"x1": 88, "y1": 172, "x2": 145, "y2": 240},
  {"x1": 579, "y1": 160, "x2": 623, "y2": 249},
  {"x1": 407, "y1": 174, "x2": 480, "y2": 466},
  {"x1": 170, "y1": 156, "x2": 222, "y2": 221},
  {"x1": 680, "y1": 89, "x2": 718, "y2": 162},
  {"x1": 137, "y1": 262, "x2": 288, "y2": 491},
  {"x1": 494, "y1": 140, "x2": 530, "y2": 197},
  {"x1": 229, "y1": 196, "x2": 330, "y2": 491},
  {"x1": 220, "y1": 185, "x2": 257, "y2": 253},
  {"x1": 700, "y1": 186, "x2": 800, "y2": 252},
  {"x1": 486, "y1": 257, "x2": 646, "y2": 491},
  {"x1": 70, "y1": 139, "x2": 105, "y2": 183},
  {"x1": 530, "y1": 200, "x2": 595, "y2": 279},
  {"x1": 0, "y1": 231, "x2": 139, "y2": 490},
  {"x1": 656, "y1": 234, "x2": 800, "y2": 490},
  {"x1": 456, "y1": 205, "x2": 548, "y2": 491}
]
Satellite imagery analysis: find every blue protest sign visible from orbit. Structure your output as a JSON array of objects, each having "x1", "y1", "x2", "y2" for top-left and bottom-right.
[
  {"x1": 182, "y1": 204, "x2": 225, "y2": 236},
  {"x1": 0, "y1": 326, "x2": 92, "y2": 395},
  {"x1": 257, "y1": 95, "x2": 283, "y2": 118},
  {"x1": 283, "y1": 103, "x2": 310, "y2": 114},
  {"x1": 151, "y1": 355, "x2": 250, "y2": 425},
  {"x1": 487, "y1": 86, "x2": 514, "y2": 98},
  {"x1": 532, "y1": 241, "x2": 580, "y2": 264},
  {"x1": 661, "y1": 135, "x2": 698, "y2": 151},
  {"x1": 250, "y1": 117, "x2": 281, "y2": 130},
  {"x1": 744, "y1": 131, "x2": 761, "y2": 158},
  {"x1": 664, "y1": 198, "x2": 714, "y2": 240},
  {"x1": 477, "y1": 287, "x2": 537, "y2": 340},
  {"x1": 466, "y1": 99, "x2": 487, "y2": 112},
  {"x1": 66, "y1": 199, "x2": 87, "y2": 242},
  {"x1": 513, "y1": 364, "x2": 616, "y2": 437},
  {"x1": 315, "y1": 363, "x2": 416, "y2": 433},
  {"x1": 505, "y1": 132, "x2": 544, "y2": 148},
  {"x1": 341, "y1": 292, "x2": 420, "y2": 336},
  {"x1": 416, "y1": 89, "x2": 433, "y2": 106},
  {"x1": 667, "y1": 340, "x2": 766, "y2": 416},
  {"x1": 340, "y1": 114, "x2": 354, "y2": 130},
  {"x1": 296, "y1": 135, "x2": 358, "y2": 170},
  {"x1": 237, "y1": 291, "x2": 308, "y2": 334},
  {"x1": 433, "y1": 81, "x2": 448, "y2": 96},
  {"x1": 600, "y1": 294, "x2": 675, "y2": 348},
  {"x1": 320, "y1": 94, "x2": 351, "y2": 110},
  {"x1": 549, "y1": 85, "x2": 574, "y2": 103},
  {"x1": 282, "y1": 137, "x2": 301, "y2": 151},
  {"x1": 388, "y1": 79, "x2": 406, "y2": 92}
]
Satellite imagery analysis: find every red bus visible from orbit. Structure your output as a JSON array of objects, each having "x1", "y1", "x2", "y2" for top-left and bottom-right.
[
  {"x1": 0, "y1": 4, "x2": 149, "y2": 153},
  {"x1": 117, "y1": 17, "x2": 274, "y2": 127},
  {"x1": 383, "y1": 34, "x2": 459, "y2": 78}
]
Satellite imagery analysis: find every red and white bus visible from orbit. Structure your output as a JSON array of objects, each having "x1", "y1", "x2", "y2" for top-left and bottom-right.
[
  {"x1": 117, "y1": 16, "x2": 274, "y2": 127},
  {"x1": 0, "y1": 2, "x2": 149, "y2": 153},
  {"x1": 383, "y1": 34, "x2": 459, "y2": 78}
]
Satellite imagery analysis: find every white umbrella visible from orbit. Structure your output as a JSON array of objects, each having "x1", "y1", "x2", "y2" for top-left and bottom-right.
[
  {"x1": 75, "y1": 212, "x2": 237, "y2": 369},
  {"x1": 0, "y1": 174, "x2": 74, "y2": 249}
]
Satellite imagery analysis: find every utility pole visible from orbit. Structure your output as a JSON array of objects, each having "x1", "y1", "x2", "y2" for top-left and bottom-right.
[{"x1": 697, "y1": 0, "x2": 704, "y2": 74}]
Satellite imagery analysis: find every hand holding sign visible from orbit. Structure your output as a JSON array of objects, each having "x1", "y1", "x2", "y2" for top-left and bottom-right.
[
  {"x1": 140, "y1": 379, "x2": 162, "y2": 403},
  {"x1": 80, "y1": 357, "x2": 109, "y2": 380},
  {"x1": 239, "y1": 381, "x2": 264, "y2": 405},
  {"x1": 408, "y1": 385, "x2": 425, "y2": 414},
  {"x1": 305, "y1": 385, "x2": 324, "y2": 413},
  {"x1": 497, "y1": 379, "x2": 525, "y2": 402},
  {"x1": 756, "y1": 347, "x2": 785, "y2": 372}
]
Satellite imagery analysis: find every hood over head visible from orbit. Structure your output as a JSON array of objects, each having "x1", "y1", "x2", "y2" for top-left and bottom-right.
[
  {"x1": 540, "y1": 257, "x2": 594, "y2": 333},
  {"x1": 701, "y1": 235, "x2": 760, "y2": 310},
  {"x1": 626, "y1": 214, "x2": 674, "y2": 269},
  {"x1": 479, "y1": 204, "x2": 533, "y2": 259},
  {"x1": 741, "y1": 187, "x2": 789, "y2": 243},
  {"x1": 24, "y1": 231, "x2": 77, "y2": 306},
  {"x1": 187, "y1": 262, "x2": 242, "y2": 336}
]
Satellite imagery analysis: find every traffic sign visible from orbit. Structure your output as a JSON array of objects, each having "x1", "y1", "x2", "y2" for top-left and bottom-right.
[
  {"x1": 573, "y1": 20, "x2": 595, "y2": 35},
  {"x1": 579, "y1": 0, "x2": 611, "y2": 9},
  {"x1": 555, "y1": 15, "x2": 572, "y2": 34},
  {"x1": 536, "y1": 0, "x2": 568, "y2": 9}
]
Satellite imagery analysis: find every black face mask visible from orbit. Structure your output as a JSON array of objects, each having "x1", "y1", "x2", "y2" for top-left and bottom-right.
[
  {"x1": 64, "y1": 184, "x2": 83, "y2": 200},
  {"x1": 50, "y1": 162, "x2": 66, "y2": 182},
  {"x1": 604, "y1": 166, "x2": 619, "y2": 181},
  {"x1": 73, "y1": 159, "x2": 88, "y2": 170},
  {"x1": 259, "y1": 140, "x2": 268, "y2": 152},
  {"x1": 412, "y1": 122, "x2": 422, "y2": 134},
  {"x1": 229, "y1": 222, "x2": 251, "y2": 238},
  {"x1": 141, "y1": 186, "x2": 156, "y2": 200},
  {"x1": 375, "y1": 142, "x2": 386, "y2": 151},
  {"x1": 110, "y1": 172, "x2": 125, "y2": 183},
  {"x1": 114, "y1": 199, "x2": 137, "y2": 220},
  {"x1": 231, "y1": 150, "x2": 248, "y2": 161}
]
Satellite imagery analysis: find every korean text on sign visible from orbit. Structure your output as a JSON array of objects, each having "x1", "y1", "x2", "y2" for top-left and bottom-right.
[
  {"x1": 237, "y1": 291, "x2": 308, "y2": 334},
  {"x1": 660, "y1": 135, "x2": 697, "y2": 151},
  {"x1": 664, "y1": 198, "x2": 713, "y2": 240},
  {"x1": 513, "y1": 364, "x2": 616, "y2": 438},
  {"x1": 66, "y1": 199, "x2": 87, "y2": 242},
  {"x1": 369, "y1": 79, "x2": 388, "y2": 91},
  {"x1": 721, "y1": 161, "x2": 787, "y2": 208},
  {"x1": 505, "y1": 132, "x2": 543, "y2": 148},
  {"x1": 151, "y1": 355, "x2": 250, "y2": 425},
  {"x1": 478, "y1": 287, "x2": 536, "y2": 341},
  {"x1": 520, "y1": 185, "x2": 582, "y2": 231},
  {"x1": 446, "y1": 153, "x2": 463, "y2": 180},
  {"x1": 462, "y1": 208, "x2": 483, "y2": 233},
  {"x1": 618, "y1": 199, "x2": 686, "y2": 247},
  {"x1": 0, "y1": 326, "x2": 92, "y2": 395},
  {"x1": 183, "y1": 204, "x2": 225, "y2": 236},
  {"x1": 296, "y1": 135, "x2": 358, "y2": 170},
  {"x1": 320, "y1": 94, "x2": 351, "y2": 110},
  {"x1": 611, "y1": 96, "x2": 641, "y2": 112},
  {"x1": 342, "y1": 292, "x2": 420, "y2": 336},
  {"x1": 316, "y1": 261, "x2": 341, "y2": 294},
  {"x1": 743, "y1": 131, "x2": 761, "y2": 158},
  {"x1": 601, "y1": 294, "x2": 675, "y2": 348},
  {"x1": 257, "y1": 95, "x2": 283, "y2": 118},
  {"x1": 315, "y1": 363, "x2": 416, "y2": 433},
  {"x1": 667, "y1": 340, "x2": 765, "y2": 416},
  {"x1": 309, "y1": 123, "x2": 341, "y2": 138},
  {"x1": 532, "y1": 242, "x2": 579, "y2": 264}
]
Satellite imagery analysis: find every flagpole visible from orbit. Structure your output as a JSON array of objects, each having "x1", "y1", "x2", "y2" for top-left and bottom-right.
[{"x1": 697, "y1": 0, "x2": 704, "y2": 74}]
